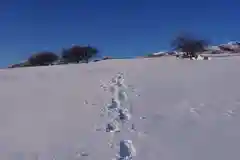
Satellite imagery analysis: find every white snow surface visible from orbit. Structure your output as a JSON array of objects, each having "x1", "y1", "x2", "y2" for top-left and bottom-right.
[{"x1": 1, "y1": 57, "x2": 240, "y2": 159}]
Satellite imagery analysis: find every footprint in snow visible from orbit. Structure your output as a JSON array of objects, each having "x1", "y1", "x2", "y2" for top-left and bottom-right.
[
  {"x1": 115, "y1": 140, "x2": 136, "y2": 160},
  {"x1": 106, "y1": 122, "x2": 120, "y2": 133}
]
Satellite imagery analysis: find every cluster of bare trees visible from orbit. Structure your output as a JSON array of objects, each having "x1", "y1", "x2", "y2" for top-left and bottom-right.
[
  {"x1": 9, "y1": 45, "x2": 99, "y2": 68},
  {"x1": 8, "y1": 33, "x2": 214, "y2": 68}
]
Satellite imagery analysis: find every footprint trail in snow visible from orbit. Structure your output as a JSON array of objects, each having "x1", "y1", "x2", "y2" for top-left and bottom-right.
[{"x1": 100, "y1": 73, "x2": 138, "y2": 159}]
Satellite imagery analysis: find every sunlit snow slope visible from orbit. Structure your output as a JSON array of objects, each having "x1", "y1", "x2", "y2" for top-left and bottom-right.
[{"x1": 1, "y1": 57, "x2": 240, "y2": 160}]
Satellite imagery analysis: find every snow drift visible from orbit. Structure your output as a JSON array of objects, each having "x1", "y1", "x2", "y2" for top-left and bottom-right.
[{"x1": 1, "y1": 56, "x2": 240, "y2": 160}]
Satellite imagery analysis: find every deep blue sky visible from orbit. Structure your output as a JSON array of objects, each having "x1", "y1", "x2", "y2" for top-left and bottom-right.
[{"x1": 0, "y1": 0, "x2": 240, "y2": 67}]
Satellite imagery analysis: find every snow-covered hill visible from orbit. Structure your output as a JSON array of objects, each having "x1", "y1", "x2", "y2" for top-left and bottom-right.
[{"x1": 1, "y1": 57, "x2": 240, "y2": 159}]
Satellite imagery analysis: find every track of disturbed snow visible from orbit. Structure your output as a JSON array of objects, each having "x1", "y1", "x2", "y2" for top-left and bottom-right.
[{"x1": 0, "y1": 57, "x2": 240, "y2": 159}]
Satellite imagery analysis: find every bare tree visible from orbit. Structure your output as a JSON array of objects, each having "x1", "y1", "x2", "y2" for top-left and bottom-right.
[
  {"x1": 61, "y1": 45, "x2": 98, "y2": 63},
  {"x1": 171, "y1": 34, "x2": 208, "y2": 58},
  {"x1": 28, "y1": 52, "x2": 59, "y2": 66}
]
